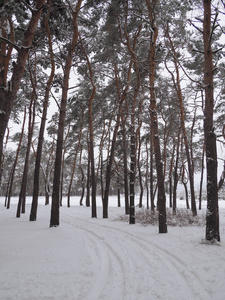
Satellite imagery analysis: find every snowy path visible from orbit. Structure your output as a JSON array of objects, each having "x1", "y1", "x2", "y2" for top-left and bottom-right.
[
  {"x1": 0, "y1": 197, "x2": 225, "y2": 300},
  {"x1": 62, "y1": 211, "x2": 217, "y2": 300}
]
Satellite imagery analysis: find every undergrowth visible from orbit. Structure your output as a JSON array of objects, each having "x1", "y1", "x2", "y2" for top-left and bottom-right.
[{"x1": 116, "y1": 207, "x2": 206, "y2": 227}]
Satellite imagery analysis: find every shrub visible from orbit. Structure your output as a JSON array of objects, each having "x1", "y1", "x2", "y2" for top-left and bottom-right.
[{"x1": 116, "y1": 207, "x2": 206, "y2": 227}]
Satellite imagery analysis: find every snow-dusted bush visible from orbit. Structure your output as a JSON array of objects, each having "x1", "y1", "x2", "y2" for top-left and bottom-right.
[{"x1": 117, "y1": 208, "x2": 206, "y2": 227}]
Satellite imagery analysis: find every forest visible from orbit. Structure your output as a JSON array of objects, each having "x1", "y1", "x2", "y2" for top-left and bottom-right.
[{"x1": 0, "y1": 0, "x2": 224, "y2": 242}]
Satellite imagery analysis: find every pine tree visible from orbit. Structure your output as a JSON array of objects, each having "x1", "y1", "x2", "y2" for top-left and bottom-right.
[{"x1": 203, "y1": 0, "x2": 220, "y2": 242}]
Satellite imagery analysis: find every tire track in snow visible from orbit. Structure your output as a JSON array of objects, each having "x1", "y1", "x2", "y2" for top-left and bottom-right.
[
  {"x1": 69, "y1": 215, "x2": 211, "y2": 300},
  {"x1": 38, "y1": 205, "x2": 211, "y2": 299},
  {"x1": 60, "y1": 213, "x2": 126, "y2": 300},
  {"x1": 63, "y1": 213, "x2": 161, "y2": 300},
  {"x1": 121, "y1": 230, "x2": 212, "y2": 300}
]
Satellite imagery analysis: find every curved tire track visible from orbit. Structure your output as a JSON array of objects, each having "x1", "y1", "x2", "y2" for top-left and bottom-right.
[{"x1": 63, "y1": 212, "x2": 211, "y2": 300}]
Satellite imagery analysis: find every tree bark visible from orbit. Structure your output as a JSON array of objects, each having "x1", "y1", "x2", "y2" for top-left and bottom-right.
[
  {"x1": 169, "y1": 142, "x2": 176, "y2": 208},
  {"x1": 50, "y1": 0, "x2": 83, "y2": 227},
  {"x1": 199, "y1": 143, "x2": 205, "y2": 210},
  {"x1": 146, "y1": 0, "x2": 167, "y2": 233},
  {"x1": 172, "y1": 129, "x2": 181, "y2": 214},
  {"x1": 145, "y1": 138, "x2": 150, "y2": 209},
  {"x1": 203, "y1": 0, "x2": 220, "y2": 241},
  {"x1": 123, "y1": 19, "x2": 142, "y2": 225},
  {"x1": 86, "y1": 136, "x2": 90, "y2": 207},
  {"x1": 121, "y1": 114, "x2": 129, "y2": 214},
  {"x1": 30, "y1": 2, "x2": 55, "y2": 221},
  {"x1": 150, "y1": 127, "x2": 155, "y2": 212}
]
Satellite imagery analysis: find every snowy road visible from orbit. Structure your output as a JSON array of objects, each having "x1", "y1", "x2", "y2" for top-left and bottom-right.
[{"x1": 0, "y1": 197, "x2": 225, "y2": 300}]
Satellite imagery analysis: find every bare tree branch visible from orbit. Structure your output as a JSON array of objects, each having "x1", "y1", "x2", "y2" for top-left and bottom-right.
[{"x1": 0, "y1": 36, "x2": 20, "y2": 51}]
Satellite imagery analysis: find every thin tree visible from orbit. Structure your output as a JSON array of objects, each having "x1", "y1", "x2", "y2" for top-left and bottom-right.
[
  {"x1": 67, "y1": 109, "x2": 84, "y2": 207},
  {"x1": 146, "y1": 0, "x2": 167, "y2": 233},
  {"x1": 5, "y1": 107, "x2": 26, "y2": 209},
  {"x1": 16, "y1": 56, "x2": 37, "y2": 218},
  {"x1": 50, "y1": 0, "x2": 83, "y2": 227},
  {"x1": 80, "y1": 39, "x2": 97, "y2": 218},
  {"x1": 164, "y1": 25, "x2": 197, "y2": 217},
  {"x1": 172, "y1": 127, "x2": 181, "y2": 214},
  {"x1": 30, "y1": 0, "x2": 55, "y2": 221},
  {"x1": 102, "y1": 62, "x2": 133, "y2": 218}
]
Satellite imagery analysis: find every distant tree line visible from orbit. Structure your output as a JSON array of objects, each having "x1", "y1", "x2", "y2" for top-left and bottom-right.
[{"x1": 0, "y1": 0, "x2": 224, "y2": 241}]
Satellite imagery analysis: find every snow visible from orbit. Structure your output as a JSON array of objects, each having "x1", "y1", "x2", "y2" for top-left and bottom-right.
[{"x1": 0, "y1": 196, "x2": 225, "y2": 300}]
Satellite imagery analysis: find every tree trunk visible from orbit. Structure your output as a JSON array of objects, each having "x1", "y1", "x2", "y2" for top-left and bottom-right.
[
  {"x1": 16, "y1": 77, "x2": 36, "y2": 218},
  {"x1": 81, "y1": 41, "x2": 97, "y2": 218},
  {"x1": 172, "y1": 128, "x2": 181, "y2": 214},
  {"x1": 5, "y1": 107, "x2": 26, "y2": 209},
  {"x1": 30, "y1": 3, "x2": 55, "y2": 220},
  {"x1": 146, "y1": 0, "x2": 167, "y2": 233},
  {"x1": 145, "y1": 138, "x2": 149, "y2": 209},
  {"x1": 79, "y1": 145, "x2": 85, "y2": 206},
  {"x1": 103, "y1": 62, "x2": 132, "y2": 218},
  {"x1": 0, "y1": 15, "x2": 14, "y2": 184},
  {"x1": 138, "y1": 132, "x2": 143, "y2": 208},
  {"x1": 217, "y1": 161, "x2": 225, "y2": 192},
  {"x1": 123, "y1": 21, "x2": 142, "y2": 225},
  {"x1": 45, "y1": 139, "x2": 55, "y2": 205},
  {"x1": 114, "y1": 159, "x2": 121, "y2": 208},
  {"x1": 181, "y1": 165, "x2": 190, "y2": 210},
  {"x1": 165, "y1": 25, "x2": 197, "y2": 217},
  {"x1": 169, "y1": 142, "x2": 176, "y2": 208},
  {"x1": 50, "y1": 0, "x2": 83, "y2": 227},
  {"x1": 67, "y1": 111, "x2": 83, "y2": 208},
  {"x1": 0, "y1": 0, "x2": 45, "y2": 177},
  {"x1": 129, "y1": 122, "x2": 136, "y2": 224},
  {"x1": 86, "y1": 138, "x2": 90, "y2": 207},
  {"x1": 121, "y1": 115, "x2": 130, "y2": 214},
  {"x1": 203, "y1": 0, "x2": 220, "y2": 241},
  {"x1": 137, "y1": 109, "x2": 144, "y2": 208},
  {"x1": 199, "y1": 143, "x2": 205, "y2": 210},
  {"x1": 150, "y1": 127, "x2": 155, "y2": 212}
]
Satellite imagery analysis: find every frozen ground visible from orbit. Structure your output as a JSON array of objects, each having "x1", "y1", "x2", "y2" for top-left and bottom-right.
[{"x1": 0, "y1": 196, "x2": 225, "y2": 300}]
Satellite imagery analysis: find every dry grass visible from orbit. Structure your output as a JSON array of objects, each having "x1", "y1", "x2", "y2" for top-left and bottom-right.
[{"x1": 116, "y1": 207, "x2": 206, "y2": 227}]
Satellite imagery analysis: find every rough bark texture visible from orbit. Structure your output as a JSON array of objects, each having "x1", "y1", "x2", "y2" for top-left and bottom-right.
[{"x1": 203, "y1": 0, "x2": 220, "y2": 241}]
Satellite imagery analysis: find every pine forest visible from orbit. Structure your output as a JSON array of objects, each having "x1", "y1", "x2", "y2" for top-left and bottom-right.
[{"x1": 0, "y1": 0, "x2": 225, "y2": 243}]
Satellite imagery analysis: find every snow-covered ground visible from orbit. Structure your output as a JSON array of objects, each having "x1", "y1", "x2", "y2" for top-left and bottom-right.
[{"x1": 0, "y1": 196, "x2": 225, "y2": 300}]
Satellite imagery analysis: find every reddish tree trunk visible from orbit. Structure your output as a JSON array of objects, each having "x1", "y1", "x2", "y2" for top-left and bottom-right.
[
  {"x1": 50, "y1": 0, "x2": 83, "y2": 227},
  {"x1": 146, "y1": 0, "x2": 167, "y2": 233},
  {"x1": 30, "y1": 3, "x2": 55, "y2": 220},
  {"x1": 0, "y1": 0, "x2": 46, "y2": 178}
]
